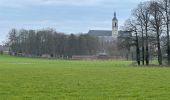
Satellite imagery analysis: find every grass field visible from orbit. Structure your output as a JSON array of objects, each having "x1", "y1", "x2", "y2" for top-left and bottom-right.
[{"x1": 0, "y1": 55, "x2": 170, "y2": 100}]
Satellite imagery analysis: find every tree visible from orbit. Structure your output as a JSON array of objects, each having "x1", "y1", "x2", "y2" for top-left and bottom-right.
[
  {"x1": 138, "y1": 2, "x2": 150, "y2": 66},
  {"x1": 161, "y1": 0, "x2": 170, "y2": 65},
  {"x1": 149, "y1": 1, "x2": 164, "y2": 65},
  {"x1": 68, "y1": 34, "x2": 78, "y2": 57},
  {"x1": 132, "y1": 3, "x2": 147, "y2": 65},
  {"x1": 124, "y1": 19, "x2": 140, "y2": 65},
  {"x1": 8, "y1": 29, "x2": 18, "y2": 55}
]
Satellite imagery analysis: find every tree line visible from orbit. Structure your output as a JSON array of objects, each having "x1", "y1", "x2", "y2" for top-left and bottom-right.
[
  {"x1": 7, "y1": 28, "x2": 99, "y2": 58},
  {"x1": 123, "y1": 0, "x2": 170, "y2": 65}
]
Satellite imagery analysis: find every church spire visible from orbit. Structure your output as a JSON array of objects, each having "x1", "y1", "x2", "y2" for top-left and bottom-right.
[
  {"x1": 114, "y1": 12, "x2": 116, "y2": 18},
  {"x1": 113, "y1": 11, "x2": 117, "y2": 20}
]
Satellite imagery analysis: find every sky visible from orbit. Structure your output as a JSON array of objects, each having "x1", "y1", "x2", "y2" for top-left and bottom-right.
[{"x1": 0, "y1": 0, "x2": 149, "y2": 44}]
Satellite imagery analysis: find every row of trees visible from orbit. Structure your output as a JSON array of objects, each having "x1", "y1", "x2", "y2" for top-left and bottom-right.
[
  {"x1": 8, "y1": 29, "x2": 99, "y2": 58},
  {"x1": 124, "y1": 0, "x2": 170, "y2": 65}
]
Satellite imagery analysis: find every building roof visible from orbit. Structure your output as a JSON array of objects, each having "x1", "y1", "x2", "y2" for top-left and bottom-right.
[
  {"x1": 88, "y1": 30, "x2": 112, "y2": 37},
  {"x1": 88, "y1": 30, "x2": 132, "y2": 38}
]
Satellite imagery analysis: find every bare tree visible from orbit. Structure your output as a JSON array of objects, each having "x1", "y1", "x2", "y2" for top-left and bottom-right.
[
  {"x1": 161, "y1": 0, "x2": 170, "y2": 65},
  {"x1": 124, "y1": 19, "x2": 140, "y2": 65},
  {"x1": 149, "y1": 1, "x2": 164, "y2": 65},
  {"x1": 138, "y1": 2, "x2": 150, "y2": 65},
  {"x1": 8, "y1": 29, "x2": 18, "y2": 55},
  {"x1": 132, "y1": 3, "x2": 146, "y2": 65}
]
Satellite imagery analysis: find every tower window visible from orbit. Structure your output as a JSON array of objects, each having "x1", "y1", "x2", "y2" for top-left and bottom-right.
[{"x1": 115, "y1": 23, "x2": 117, "y2": 27}]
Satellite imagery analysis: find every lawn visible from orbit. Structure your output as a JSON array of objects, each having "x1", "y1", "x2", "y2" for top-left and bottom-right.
[{"x1": 0, "y1": 55, "x2": 170, "y2": 100}]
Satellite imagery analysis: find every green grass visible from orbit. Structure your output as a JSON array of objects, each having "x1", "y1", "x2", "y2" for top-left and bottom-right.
[{"x1": 0, "y1": 55, "x2": 170, "y2": 100}]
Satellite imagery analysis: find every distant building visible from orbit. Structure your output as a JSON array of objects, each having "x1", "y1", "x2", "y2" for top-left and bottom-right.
[
  {"x1": 88, "y1": 12, "x2": 132, "y2": 55},
  {"x1": 88, "y1": 30, "x2": 113, "y2": 42},
  {"x1": 88, "y1": 12, "x2": 131, "y2": 40}
]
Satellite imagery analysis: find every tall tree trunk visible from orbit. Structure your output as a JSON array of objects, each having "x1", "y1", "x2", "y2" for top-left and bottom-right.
[
  {"x1": 145, "y1": 25, "x2": 149, "y2": 66},
  {"x1": 135, "y1": 31, "x2": 140, "y2": 65},
  {"x1": 141, "y1": 27, "x2": 145, "y2": 65},
  {"x1": 166, "y1": 0, "x2": 170, "y2": 65},
  {"x1": 167, "y1": 23, "x2": 170, "y2": 65},
  {"x1": 156, "y1": 29, "x2": 162, "y2": 65}
]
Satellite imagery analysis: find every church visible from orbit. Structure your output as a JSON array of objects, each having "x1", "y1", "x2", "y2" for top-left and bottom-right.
[
  {"x1": 88, "y1": 12, "x2": 132, "y2": 55},
  {"x1": 88, "y1": 12, "x2": 131, "y2": 41}
]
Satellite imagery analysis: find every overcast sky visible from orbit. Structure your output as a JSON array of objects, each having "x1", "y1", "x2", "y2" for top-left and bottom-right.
[{"x1": 0, "y1": 0, "x2": 149, "y2": 44}]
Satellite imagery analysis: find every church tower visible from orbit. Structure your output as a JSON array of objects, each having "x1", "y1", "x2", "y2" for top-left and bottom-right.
[{"x1": 112, "y1": 12, "x2": 118, "y2": 38}]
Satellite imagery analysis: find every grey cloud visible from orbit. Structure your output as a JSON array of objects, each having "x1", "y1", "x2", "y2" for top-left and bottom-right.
[{"x1": 0, "y1": 0, "x2": 102, "y2": 7}]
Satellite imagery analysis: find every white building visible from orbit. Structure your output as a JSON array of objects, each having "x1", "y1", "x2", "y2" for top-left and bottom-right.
[
  {"x1": 88, "y1": 12, "x2": 131, "y2": 41},
  {"x1": 88, "y1": 12, "x2": 132, "y2": 55}
]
